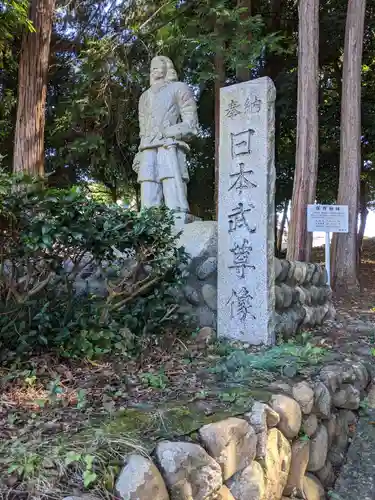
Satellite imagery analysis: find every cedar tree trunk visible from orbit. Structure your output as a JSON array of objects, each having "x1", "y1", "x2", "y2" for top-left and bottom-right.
[
  {"x1": 13, "y1": 0, "x2": 56, "y2": 176},
  {"x1": 286, "y1": 0, "x2": 319, "y2": 262},
  {"x1": 331, "y1": 0, "x2": 366, "y2": 291}
]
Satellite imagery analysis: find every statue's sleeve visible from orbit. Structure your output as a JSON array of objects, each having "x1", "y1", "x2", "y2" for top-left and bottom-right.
[
  {"x1": 178, "y1": 83, "x2": 199, "y2": 133},
  {"x1": 163, "y1": 83, "x2": 199, "y2": 141}
]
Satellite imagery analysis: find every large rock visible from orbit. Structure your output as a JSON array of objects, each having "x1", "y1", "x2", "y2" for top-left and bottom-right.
[
  {"x1": 367, "y1": 383, "x2": 375, "y2": 408},
  {"x1": 313, "y1": 382, "x2": 331, "y2": 419},
  {"x1": 244, "y1": 402, "x2": 279, "y2": 460},
  {"x1": 227, "y1": 461, "x2": 266, "y2": 500},
  {"x1": 281, "y1": 283, "x2": 293, "y2": 308},
  {"x1": 293, "y1": 381, "x2": 314, "y2": 415},
  {"x1": 315, "y1": 460, "x2": 335, "y2": 487},
  {"x1": 275, "y1": 285, "x2": 285, "y2": 310},
  {"x1": 325, "y1": 414, "x2": 336, "y2": 447},
  {"x1": 270, "y1": 394, "x2": 302, "y2": 438},
  {"x1": 278, "y1": 259, "x2": 290, "y2": 281},
  {"x1": 295, "y1": 286, "x2": 309, "y2": 305},
  {"x1": 269, "y1": 382, "x2": 293, "y2": 396},
  {"x1": 320, "y1": 362, "x2": 369, "y2": 395},
  {"x1": 115, "y1": 454, "x2": 169, "y2": 500},
  {"x1": 292, "y1": 262, "x2": 308, "y2": 285},
  {"x1": 196, "y1": 305, "x2": 216, "y2": 328},
  {"x1": 184, "y1": 285, "x2": 200, "y2": 306},
  {"x1": 303, "y1": 474, "x2": 326, "y2": 500},
  {"x1": 265, "y1": 428, "x2": 292, "y2": 499},
  {"x1": 319, "y1": 364, "x2": 343, "y2": 393},
  {"x1": 178, "y1": 221, "x2": 217, "y2": 261},
  {"x1": 301, "y1": 306, "x2": 315, "y2": 327},
  {"x1": 351, "y1": 361, "x2": 369, "y2": 391},
  {"x1": 335, "y1": 410, "x2": 357, "y2": 449},
  {"x1": 155, "y1": 441, "x2": 222, "y2": 499},
  {"x1": 328, "y1": 410, "x2": 356, "y2": 467},
  {"x1": 284, "y1": 439, "x2": 310, "y2": 497},
  {"x1": 332, "y1": 384, "x2": 360, "y2": 410},
  {"x1": 275, "y1": 259, "x2": 283, "y2": 281},
  {"x1": 275, "y1": 308, "x2": 306, "y2": 338},
  {"x1": 198, "y1": 417, "x2": 257, "y2": 480},
  {"x1": 302, "y1": 414, "x2": 318, "y2": 438},
  {"x1": 197, "y1": 258, "x2": 217, "y2": 280},
  {"x1": 202, "y1": 284, "x2": 217, "y2": 311},
  {"x1": 308, "y1": 425, "x2": 328, "y2": 472},
  {"x1": 195, "y1": 326, "x2": 216, "y2": 346}
]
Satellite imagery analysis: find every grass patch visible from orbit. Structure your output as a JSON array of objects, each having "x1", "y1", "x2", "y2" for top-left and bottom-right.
[{"x1": 212, "y1": 338, "x2": 328, "y2": 381}]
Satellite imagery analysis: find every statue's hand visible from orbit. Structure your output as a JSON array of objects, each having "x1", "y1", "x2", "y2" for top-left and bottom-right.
[
  {"x1": 164, "y1": 123, "x2": 194, "y2": 141},
  {"x1": 163, "y1": 137, "x2": 176, "y2": 147},
  {"x1": 163, "y1": 127, "x2": 181, "y2": 141}
]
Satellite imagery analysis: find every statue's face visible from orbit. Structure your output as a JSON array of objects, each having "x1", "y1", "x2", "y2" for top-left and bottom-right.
[{"x1": 150, "y1": 58, "x2": 167, "y2": 85}]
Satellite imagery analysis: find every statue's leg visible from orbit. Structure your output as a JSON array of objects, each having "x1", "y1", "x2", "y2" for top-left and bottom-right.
[
  {"x1": 157, "y1": 146, "x2": 189, "y2": 213},
  {"x1": 139, "y1": 149, "x2": 162, "y2": 208},
  {"x1": 141, "y1": 181, "x2": 162, "y2": 208},
  {"x1": 162, "y1": 178, "x2": 189, "y2": 212}
]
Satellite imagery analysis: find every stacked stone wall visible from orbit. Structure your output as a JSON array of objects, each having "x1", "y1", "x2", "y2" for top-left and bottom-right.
[
  {"x1": 178, "y1": 222, "x2": 335, "y2": 337},
  {"x1": 274, "y1": 258, "x2": 336, "y2": 339},
  {"x1": 65, "y1": 359, "x2": 371, "y2": 500},
  {"x1": 71, "y1": 221, "x2": 336, "y2": 339}
]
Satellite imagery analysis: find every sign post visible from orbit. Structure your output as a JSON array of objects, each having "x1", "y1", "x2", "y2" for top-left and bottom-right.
[{"x1": 307, "y1": 204, "x2": 349, "y2": 287}]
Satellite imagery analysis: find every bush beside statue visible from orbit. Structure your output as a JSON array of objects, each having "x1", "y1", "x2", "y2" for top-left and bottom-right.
[{"x1": 0, "y1": 171, "x2": 189, "y2": 361}]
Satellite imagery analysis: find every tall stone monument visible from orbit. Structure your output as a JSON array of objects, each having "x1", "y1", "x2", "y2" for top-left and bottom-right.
[{"x1": 217, "y1": 77, "x2": 276, "y2": 344}]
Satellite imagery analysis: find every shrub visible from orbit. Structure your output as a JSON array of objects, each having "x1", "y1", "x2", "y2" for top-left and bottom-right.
[{"x1": 0, "y1": 172, "x2": 189, "y2": 361}]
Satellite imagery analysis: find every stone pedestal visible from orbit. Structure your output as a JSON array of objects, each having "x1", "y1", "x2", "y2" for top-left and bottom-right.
[
  {"x1": 217, "y1": 77, "x2": 276, "y2": 344},
  {"x1": 177, "y1": 221, "x2": 218, "y2": 328}
]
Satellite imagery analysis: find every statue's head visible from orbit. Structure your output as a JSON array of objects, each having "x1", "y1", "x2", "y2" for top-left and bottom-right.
[{"x1": 150, "y1": 56, "x2": 168, "y2": 85}]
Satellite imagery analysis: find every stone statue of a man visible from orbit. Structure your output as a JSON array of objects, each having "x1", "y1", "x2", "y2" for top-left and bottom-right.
[{"x1": 133, "y1": 56, "x2": 199, "y2": 219}]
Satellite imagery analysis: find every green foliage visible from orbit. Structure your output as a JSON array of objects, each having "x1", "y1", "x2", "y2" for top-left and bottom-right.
[
  {"x1": 212, "y1": 340, "x2": 327, "y2": 381},
  {"x1": 0, "y1": 0, "x2": 34, "y2": 53},
  {"x1": 151, "y1": 1, "x2": 285, "y2": 83},
  {"x1": 64, "y1": 452, "x2": 98, "y2": 488},
  {"x1": 0, "y1": 172, "x2": 189, "y2": 361},
  {"x1": 140, "y1": 370, "x2": 169, "y2": 389}
]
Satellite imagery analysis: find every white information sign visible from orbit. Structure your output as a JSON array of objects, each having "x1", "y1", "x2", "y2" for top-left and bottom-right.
[
  {"x1": 307, "y1": 204, "x2": 349, "y2": 287},
  {"x1": 307, "y1": 204, "x2": 349, "y2": 233}
]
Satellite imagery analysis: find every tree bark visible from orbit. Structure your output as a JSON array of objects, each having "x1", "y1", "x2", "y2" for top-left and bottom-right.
[
  {"x1": 214, "y1": 50, "x2": 225, "y2": 219},
  {"x1": 331, "y1": 0, "x2": 366, "y2": 291},
  {"x1": 277, "y1": 200, "x2": 289, "y2": 253},
  {"x1": 286, "y1": 0, "x2": 319, "y2": 262},
  {"x1": 13, "y1": 0, "x2": 56, "y2": 176}
]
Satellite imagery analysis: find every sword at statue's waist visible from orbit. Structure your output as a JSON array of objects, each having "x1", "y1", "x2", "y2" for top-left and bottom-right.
[{"x1": 139, "y1": 139, "x2": 190, "y2": 152}]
